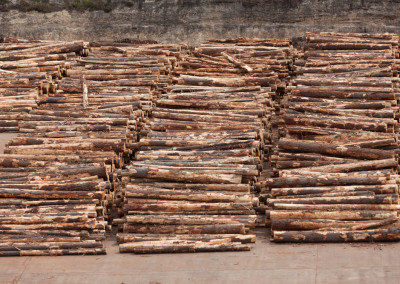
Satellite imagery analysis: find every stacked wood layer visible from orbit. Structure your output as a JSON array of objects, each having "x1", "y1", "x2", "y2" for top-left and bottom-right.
[
  {"x1": 266, "y1": 32, "x2": 400, "y2": 242},
  {"x1": 0, "y1": 42, "x2": 179, "y2": 256},
  {"x1": 116, "y1": 38, "x2": 295, "y2": 254},
  {"x1": 0, "y1": 38, "x2": 86, "y2": 132}
]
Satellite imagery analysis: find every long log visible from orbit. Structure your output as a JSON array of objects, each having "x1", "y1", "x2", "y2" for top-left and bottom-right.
[
  {"x1": 123, "y1": 224, "x2": 245, "y2": 234},
  {"x1": 277, "y1": 139, "x2": 394, "y2": 159},
  {"x1": 116, "y1": 233, "x2": 256, "y2": 244},
  {"x1": 119, "y1": 240, "x2": 250, "y2": 253}
]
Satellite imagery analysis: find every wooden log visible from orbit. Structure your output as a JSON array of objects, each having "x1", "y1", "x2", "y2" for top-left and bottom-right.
[
  {"x1": 281, "y1": 158, "x2": 397, "y2": 174},
  {"x1": 177, "y1": 75, "x2": 277, "y2": 87},
  {"x1": 119, "y1": 240, "x2": 250, "y2": 253},
  {"x1": 269, "y1": 210, "x2": 397, "y2": 220},
  {"x1": 268, "y1": 194, "x2": 398, "y2": 205},
  {"x1": 123, "y1": 223, "x2": 245, "y2": 234},
  {"x1": 116, "y1": 233, "x2": 256, "y2": 244},
  {"x1": 272, "y1": 203, "x2": 400, "y2": 211},
  {"x1": 124, "y1": 188, "x2": 253, "y2": 203},
  {"x1": 271, "y1": 217, "x2": 398, "y2": 230},
  {"x1": 271, "y1": 184, "x2": 398, "y2": 197},
  {"x1": 122, "y1": 167, "x2": 242, "y2": 184},
  {"x1": 260, "y1": 175, "x2": 392, "y2": 189},
  {"x1": 0, "y1": 248, "x2": 106, "y2": 256},
  {"x1": 124, "y1": 198, "x2": 253, "y2": 211},
  {"x1": 125, "y1": 215, "x2": 256, "y2": 226},
  {"x1": 221, "y1": 52, "x2": 253, "y2": 72},
  {"x1": 280, "y1": 115, "x2": 389, "y2": 132},
  {"x1": 277, "y1": 139, "x2": 394, "y2": 160},
  {"x1": 132, "y1": 183, "x2": 250, "y2": 192}
]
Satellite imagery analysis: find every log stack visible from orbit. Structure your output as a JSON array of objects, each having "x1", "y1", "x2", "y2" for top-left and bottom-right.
[
  {"x1": 176, "y1": 38, "x2": 295, "y2": 92},
  {"x1": 116, "y1": 38, "x2": 295, "y2": 253},
  {"x1": 4, "y1": 33, "x2": 399, "y2": 254},
  {"x1": 0, "y1": 41, "x2": 179, "y2": 256},
  {"x1": 0, "y1": 38, "x2": 86, "y2": 132},
  {"x1": 266, "y1": 32, "x2": 400, "y2": 242}
]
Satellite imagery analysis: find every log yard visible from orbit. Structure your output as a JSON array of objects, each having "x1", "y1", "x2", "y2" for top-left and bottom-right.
[{"x1": 1, "y1": 1, "x2": 400, "y2": 283}]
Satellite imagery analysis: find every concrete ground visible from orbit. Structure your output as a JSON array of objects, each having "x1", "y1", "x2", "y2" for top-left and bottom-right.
[
  {"x1": 0, "y1": 135, "x2": 400, "y2": 284},
  {"x1": 1, "y1": 229, "x2": 400, "y2": 284}
]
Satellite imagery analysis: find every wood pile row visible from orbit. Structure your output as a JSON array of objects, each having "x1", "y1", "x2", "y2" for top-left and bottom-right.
[
  {"x1": 174, "y1": 38, "x2": 295, "y2": 93},
  {"x1": 0, "y1": 38, "x2": 86, "y2": 132},
  {"x1": 0, "y1": 42, "x2": 181, "y2": 256},
  {"x1": 265, "y1": 32, "x2": 400, "y2": 242},
  {"x1": 115, "y1": 38, "x2": 295, "y2": 253},
  {"x1": 60, "y1": 41, "x2": 183, "y2": 97}
]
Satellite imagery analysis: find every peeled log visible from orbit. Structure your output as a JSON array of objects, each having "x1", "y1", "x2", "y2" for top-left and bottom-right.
[
  {"x1": 0, "y1": 248, "x2": 106, "y2": 256},
  {"x1": 124, "y1": 199, "x2": 253, "y2": 212},
  {"x1": 272, "y1": 227, "x2": 400, "y2": 242},
  {"x1": 272, "y1": 203, "x2": 400, "y2": 211},
  {"x1": 271, "y1": 217, "x2": 398, "y2": 231},
  {"x1": 122, "y1": 167, "x2": 242, "y2": 184},
  {"x1": 177, "y1": 75, "x2": 276, "y2": 87},
  {"x1": 269, "y1": 210, "x2": 397, "y2": 220},
  {"x1": 119, "y1": 240, "x2": 250, "y2": 254},
  {"x1": 116, "y1": 233, "x2": 256, "y2": 244},
  {"x1": 268, "y1": 194, "x2": 397, "y2": 205},
  {"x1": 125, "y1": 215, "x2": 256, "y2": 226},
  {"x1": 260, "y1": 175, "x2": 392, "y2": 189},
  {"x1": 123, "y1": 224, "x2": 245, "y2": 234},
  {"x1": 277, "y1": 139, "x2": 394, "y2": 160},
  {"x1": 271, "y1": 184, "x2": 398, "y2": 197}
]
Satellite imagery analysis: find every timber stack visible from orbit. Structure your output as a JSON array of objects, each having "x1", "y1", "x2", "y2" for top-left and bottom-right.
[
  {"x1": 116, "y1": 38, "x2": 295, "y2": 253},
  {"x1": 0, "y1": 38, "x2": 86, "y2": 132},
  {"x1": 0, "y1": 41, "x2": 179, "y2": 256},
  {"x1": 266, "y1": 32, "x2": 400, "y2": 242},
  {"x1": 66, "y1": 41, "x2": 185, "y2": 217}
]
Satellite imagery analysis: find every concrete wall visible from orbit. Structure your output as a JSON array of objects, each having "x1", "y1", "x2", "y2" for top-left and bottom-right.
[{"x1": 1, "y1": 0, "x2": 400, "y2": 45}]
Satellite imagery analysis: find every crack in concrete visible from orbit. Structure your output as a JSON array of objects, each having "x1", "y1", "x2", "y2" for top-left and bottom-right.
[{"x1": 12, "y1": 256, "x2": 32, "y2": 284}]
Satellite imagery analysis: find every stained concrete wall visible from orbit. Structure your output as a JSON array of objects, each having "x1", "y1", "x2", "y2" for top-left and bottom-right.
[{"x1": 0, "y1": 0, "x2": 400, "y2": 45}]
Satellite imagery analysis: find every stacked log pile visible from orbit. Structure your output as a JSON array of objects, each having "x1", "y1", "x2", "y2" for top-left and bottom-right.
[
  {"x1": 116, "y1": 38, "x2": 295, "y2": 253},
  {"x1": 0, "y1": 38, "x2": 86, "y2": 132},
  {"x1": 266, "y1": 32, "x2": 400, "y2": 242},
  {"x1": 5, "y1": 32, "x2": 399, "y2": 253},
  {"x1": 0, "y1": 42, "x2": 180, "y2": 256},
  {"x1": 176, "y1": 38, "x2": 295, "y2": 92}
]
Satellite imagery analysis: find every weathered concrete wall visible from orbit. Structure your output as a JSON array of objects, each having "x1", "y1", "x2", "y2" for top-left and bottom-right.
[{"x1": 1, "y1": 0, "x2": 400, "y2": 45}]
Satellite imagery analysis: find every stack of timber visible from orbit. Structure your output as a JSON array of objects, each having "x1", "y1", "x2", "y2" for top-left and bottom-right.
[
  {"x1": 115, "y1": 38, "x2": 296, "y2": 254},
  {"x1": 61, "y1": 42, "x2": 185, "y2": 216},
  {"x1": 0, "y1": 38, "x2": 86, "y2": 132},
  {"x1": 116, "y1": 85, "x2": 261, "y2": 253},
  {"x1": 266, "y1": 32, "x2": 400, "y2": 242},
  {"x1": 0, "y1": 41, "x2": 180, "y2": 256},
  {"x1": 62, "y1": 41, "x2": 182, "y2": 98},
  {"x1": 176, "y1": 38, "x2": 295, "y2": 93}
]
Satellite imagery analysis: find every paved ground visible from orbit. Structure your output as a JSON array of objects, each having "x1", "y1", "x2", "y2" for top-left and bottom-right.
[
  {"x1": 0, "y1": 134, "x2": 16, "y2": 153},
  {"x1": 0, "y1": 134, "x2": 400, "y2": 284},
  {"x1": 1, "y1": 229, "x2": 400, "y2": 284}
]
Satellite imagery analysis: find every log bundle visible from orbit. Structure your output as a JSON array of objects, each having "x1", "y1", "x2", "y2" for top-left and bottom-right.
[
  {"x1": 115, "y1": 38, "x2": 295, "y2": 253},
  {"x1": 0, "y1": 41, "x2": 182, "y2": 256},
  {"x1": 0, "y1": 38, "x2": 86, "y2": 132},
  {"x1": 2, "y1": 32, "x2": 400, "y2": 255},
  {"x1": 266, "y1": 32, "x2": 400, "y2": 242},
  {"x1": 176, "y1": 38, "x2": 296, "y2": 92}
]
